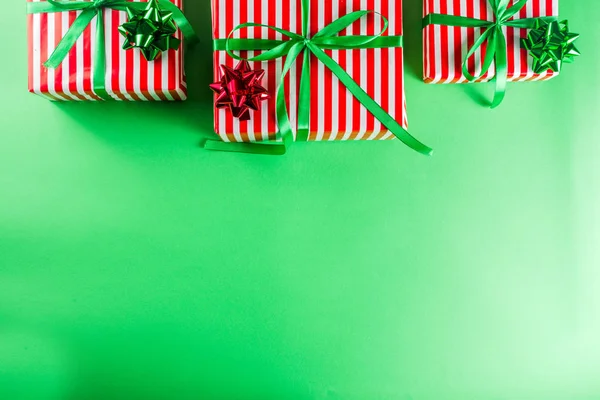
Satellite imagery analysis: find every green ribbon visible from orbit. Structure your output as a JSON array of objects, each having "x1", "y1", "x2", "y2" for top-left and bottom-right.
[
  {"x1": 206, "y1": 0, "x2": 433, "y2": 156},
  {"x1": 423, "y1": 0, "x2": 557, "y2": 108},
  {"x1": 26, "y1": 0, "x2": 197, "y2": 100},
  {"x1": 118, "y1": 0, "x2": 181, "y2": 62},
  {"x1": 522, "y1": 19, "x2": 580, "y2": 74}
]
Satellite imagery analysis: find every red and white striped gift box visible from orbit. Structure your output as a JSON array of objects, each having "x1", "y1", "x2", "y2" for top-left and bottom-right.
[
  {"x1": 423, "y1": 0, "x2": 559, "y2": 84},
  {"x1": 210, "y1": 0, "x2": 407, "y2": 143},
  {"x1": 27, "y1": 0, "x2": 187, "y2": 101}
]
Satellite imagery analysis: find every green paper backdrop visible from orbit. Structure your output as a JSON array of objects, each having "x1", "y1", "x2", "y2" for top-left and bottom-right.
[{"x1": 1, "y1": 1, "x2": 599, "y2": 399}]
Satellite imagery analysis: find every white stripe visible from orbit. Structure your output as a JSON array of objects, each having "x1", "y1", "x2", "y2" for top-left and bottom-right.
[
  {"x1": 341, "y1": 0, "x2": 354, "y2": 140},
  {"x1": 46, "y1": 14, "x2": 68, "y2": 100},
  {"x1": 217, "y1": 0, "x2": 228, "y2": 141},
  {"x1": 316, "y1": 0, "x2": 325, "y2": 141},
  {"x1": 133, "y1": 49, "x2": 149, "y2": 100},
  {"x1": 330, "y1": 1, "x2": 341, "y2": 140},
  {"x1": 510, "y1": 2, "x2": 521, "y2": 81},
  {"x1": 289, "y1": 0, "x2": 297, "y2": 141},
  {"x1": 520, "y1": 0, "x2": 536, "y2": 81},
  {"x1": 382, "y1": 0, "x2": 397, "y2": 139},
  {"x1": 355, "y1": 0, "x2": 368, "y2": 140},
  {"x1": 432, "y1": 0, "x2": 443, "y2": 84},
  {"x1": 246, "y1": 0, "x2": 256, "y2": 141},
  {"x1": 161, "y1": 44, "x2": 174, "y2": 100},
  {"x1": 472, "y1": 0, "x2": 483, "y2": 81},
  {"x1": 61, "y1": 11, "x2": 80, "y2": 101},
  {"x1": 118, "y1": 10, "x2": 135, "y2": 101},
  {"x1": 104, "y1": 9, "x2": 118, "y2": 100},
  {"x1": 457, "y1": 0, "x2": 468, "y2": 82},
  {"x1": 275, "y1": 0, "x2": 284, "y2": 142},
  {"x1": 423, "y1": 0, "x2": 429, "y2": 81},
  {"x1": 32, "y1": 2, "x2": 54, "y2": 100},
  {"x1": 231, "y1": 1, "x2": 242, "y2": 142},
  {"x1": 442, "y1": 0, "x2": 455, "y2": 84},
  {"x1": 32, "y1": 3, "x2": 42, "y2": 97},
  {"x1": 260, "y1": 0, "x2": 269, "y2": 141},
  {"x1": 88, "y1": 13, "x2": 99, "y2": 101},
  {"x1": 75, "y1": 11, "x2": 94, "y2": 100},
  {"x1": 145, "y1": 4, "x2": 162, "y2": 102}
]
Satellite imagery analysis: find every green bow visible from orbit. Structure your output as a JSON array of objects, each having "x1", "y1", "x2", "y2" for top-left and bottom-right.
[
  {"x1": 206, "y1": 0, "x2": 433, "y2": 156},
  {"x1": 522, "y1": 19, "x2": 580, "y2": 74},
  {"x1": 26, "y1": 0, "x2": 197, "y2": 100},
  {"x1": 423, "y1": 0, "x2": 558, "y2": 108},
  {"x1": 118, "y1": 0, "x2": 181, "y2": 62}
]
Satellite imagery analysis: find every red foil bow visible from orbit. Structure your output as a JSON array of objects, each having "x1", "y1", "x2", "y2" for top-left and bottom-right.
[{"x1": 209, "y1": 61, "x2": 270, "y2": 121}]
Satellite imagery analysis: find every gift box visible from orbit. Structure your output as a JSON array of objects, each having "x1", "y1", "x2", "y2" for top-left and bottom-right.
[
  {"x1": 210, "y1": 0, "x2": 411, "y2": 144},
  {"x1": 423, "y1": 0, "x2": 559, "y2": 84},
  {"x1": 27, "y1": 0, "x2": 187, "y2": 101}
]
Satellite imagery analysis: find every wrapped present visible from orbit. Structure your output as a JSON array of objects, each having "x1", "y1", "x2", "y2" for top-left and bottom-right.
[
  {"x1": 27, "y1": 0, "x2": 196, "y2": 101},
  {"x1": 422, "y1": 0, "x2": 579, "y2": 108},
  {"x1": 207, "y1": 0, "x2": 432, "y2": 155}
]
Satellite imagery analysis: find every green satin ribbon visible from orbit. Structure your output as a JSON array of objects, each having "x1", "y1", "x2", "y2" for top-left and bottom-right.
[
  {"x1": 423, "y1": 0, "x2": 557, "y2": 108},
  {"x1": 206, "y1": 0, "x2": 433, "y2": 156},
  {"x1": 522, "y1": 19, "x2": 580, "y2": 74},
  {"x1": 26, "y1": 0, "x2": 197, "y2": 100}
]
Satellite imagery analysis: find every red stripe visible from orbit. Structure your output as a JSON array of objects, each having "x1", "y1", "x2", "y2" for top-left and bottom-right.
[
  {"x1": 425, "y1": 0, "x2": 436, "y2": 83},
  {"x1": 67, "y1": 12, "x2": 86, "y2": 100},
  {"x1": 506, "y1": 0, "x2": 516, "y2": 80},
  {"x1": 39, "y1": 12, "x2": 49, "y2": 95},
  {"x1": 237, "y1": 0, "x2": 251, "y2": 141},
  {"x1": 364, "y1": 0, "x2": 375, "y2": 137},
  {"x1": 349, "y1": 0, "x2": 362, "y2": 139},
  {"x1": 466, "y1": 0, "x2": 476, "y2": 79},
  {"x1": 309, "y1": 0, "x2": 319, "y2": 139},
  {"x1": 479, "y1": 0, "x2": 490, "y2": 81},
  {"x1": 439, "y1": 0, "x2": 449, "y2": 83},
  {"x1": 519, "y1": 0, "x2": 529, "y2": 79},
  {"x1": 267, "y1": 0, "x2": 278, "y2": 140},
  {"x1": 224, "y1": 0, "x2": 234, "y2": 140},
  {"x1": 110, "y1": 10, "x2": 127, "y2": 100},
  {"x1": 53, "y1": 11, "x2": 65, "y2": 98},
  {"x1": 395, "y1": 0, "x2": 404, "y2": 126},
  {"x1": 336, "y1": 0, "x2": 347, "y2": 139},
  {"x1": 322, "y1": 1, "x2": 333, "y2": 139},
  {"x1": 451, "y1": 0, "x2": 463, "y2": 83},
  {"x1": 375, "y1": 0, "x2": 390, "y2": 139}
]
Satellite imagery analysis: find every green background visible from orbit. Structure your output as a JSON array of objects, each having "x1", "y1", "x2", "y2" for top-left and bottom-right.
[{"x1": 1, "y1": 1, "x2": 599, "y2": 399}]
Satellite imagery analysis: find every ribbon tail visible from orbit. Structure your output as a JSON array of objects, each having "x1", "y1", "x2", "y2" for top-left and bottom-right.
[
  {"x1": 93, "y1": 8, "x2": 109, "y2": 100},
  {"x1": 43, "y1": 8, "x2": 96, "y2": 69},
  {"x1": 296, "y1": 47, "x2": 311, "y2": 142},
  {"x1": 490, "y1": 27, "x2": 508, "y2": 109},
  {"x1": 306, "y1": 43, "x2": 433, "y2": 156}
]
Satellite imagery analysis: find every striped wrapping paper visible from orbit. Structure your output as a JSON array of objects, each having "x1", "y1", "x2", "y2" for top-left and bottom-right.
[
  {"x1": 210, "y1": 0, "x2": 407, "y2": 143},
  {"x1": 423, "y1": 0, "x2": 559, "y2": 84},
  {"x1": 27, "y1": 0, "x2": 187, "y2": 101}
]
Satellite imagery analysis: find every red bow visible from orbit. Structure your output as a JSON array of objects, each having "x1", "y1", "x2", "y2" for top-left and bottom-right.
[{"x1": 209, "y1": 60, "x2": 270, "y2": 121}]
